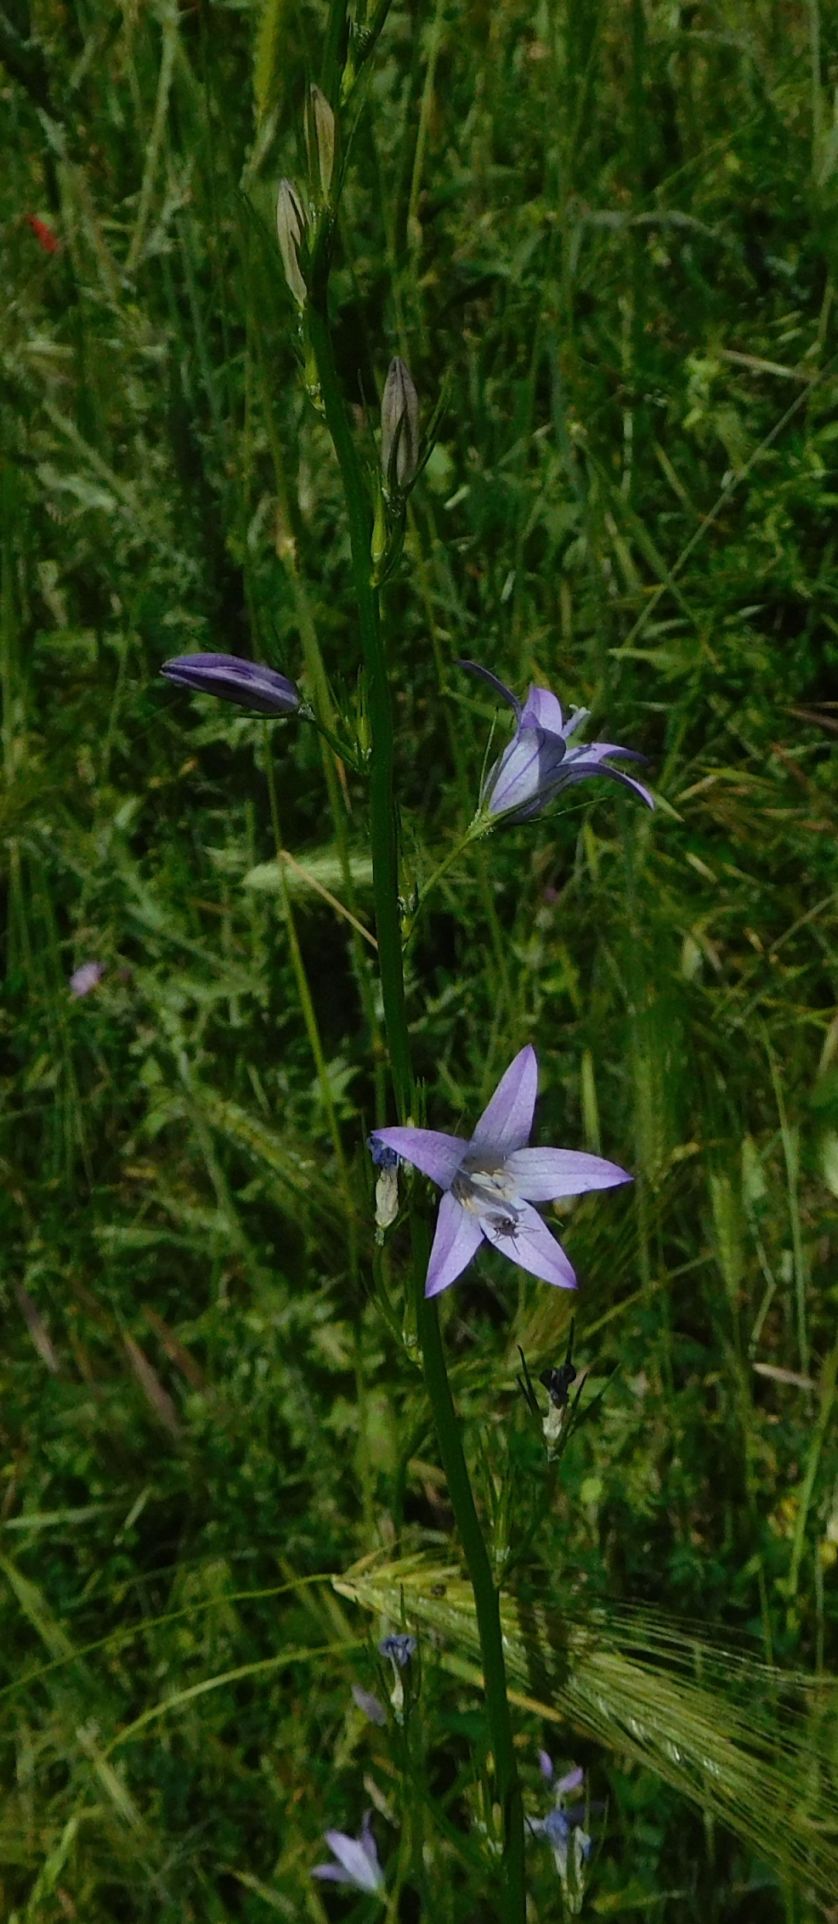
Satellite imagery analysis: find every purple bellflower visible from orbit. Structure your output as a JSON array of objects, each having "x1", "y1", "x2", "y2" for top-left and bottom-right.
[
  {"x1": 378, "y1": 1631, "x2": 417, "y2": 1724},
  {"x1": 161, "y1": 652, "x2": 300, "y2": 717},
  {"x1": 312, "y1": 1813, "x2": 385, "y2": 1895},
  {"x1": 530, "y1": 1759, "x2": 593, "y2": 1881},
  {"x1": 370, "y1": 1046, "x2": 630, "y2": 1299},
  {"x1": 532, "y1": 1804, "x2": 593, "y2": 1877},
  {"x1": 460, "y1": 660, "x2": 654, "y2": 821}
]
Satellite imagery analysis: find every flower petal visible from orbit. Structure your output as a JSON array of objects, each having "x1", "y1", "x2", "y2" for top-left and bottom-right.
[
  {"x1": 161, "y1": 653, "x2": 300, "y2": 716},
  {"x1": 378, "y1": 1634, "x2": 416, "y2": 1668},
  {"x1": 471, "y1": 1045, "x2": 538, "y2": 1158},
  {"x1": 485, "y1": 1200, "x2": 576, "y2": 1288},
  {"x1": 561, "y1": 758, "x2": 655, "y2": 810},
  {"x1": 351, "y1": 1685, "x2": 386, "y2": 1726},
  {"x1": 487, "y1": 726, "x2": 572, "y2": 819},
  {"x1": 567, "y1": 740, "x2": 647, "y2": 765},
  {"x1": 359, "y1": 1813, "x2": 381, "y2": 1873},
  {"x1": 69, "y1": 961, "x2": 105, "y2": 998},
  {"x1": 458, "y1": 659, "x2": 521, "y2": 716},
  {"x1": 484, "y1": 732, "x2": 544, "y2": 814},
  {"x1": 543, "y1": 1809, "x2": 573, "y2": 1847},
  {"x1": 520, "y1": 684, "x2": 564, "y2": 734},
  {"x1": 504, "y1": 1147, "x2": 632, "y2": 1201},
  {"x1": 369, "y1": 1126, "x2": 465, "y2": 1189},
  {"x1": 322, "y1": 1829, "x2": 382, "y2": 1893},
  {"x1": 425, "y1": 1192, "x2": 484, "y2": 1297}
]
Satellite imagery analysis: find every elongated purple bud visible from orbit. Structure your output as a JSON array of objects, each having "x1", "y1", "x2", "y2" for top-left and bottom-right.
[{"x1": 161, "y1": 652, "x2": 300, "y2": 716}]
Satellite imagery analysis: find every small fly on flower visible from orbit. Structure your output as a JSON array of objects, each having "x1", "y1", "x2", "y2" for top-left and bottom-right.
[{"x1": 487, "y1": 1210, "x2": 522, "y2": 1249}]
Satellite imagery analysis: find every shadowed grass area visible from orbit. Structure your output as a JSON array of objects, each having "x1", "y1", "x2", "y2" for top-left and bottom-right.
[{"x1": 1, "y1": 0, "x2": 836, "y2": 1918}]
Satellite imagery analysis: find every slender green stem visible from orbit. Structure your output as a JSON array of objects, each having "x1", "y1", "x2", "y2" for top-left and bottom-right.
[
  {"x1": 308, "y1": 294, "x2": 525, "y2": 1924},
  {"x1": 412, "y1": 1227, "x2": 525, "y2": 1920},
  {"x1": 302, "y1": 709, "x2": 363, "y2": 773},
  {"x1": 263, "y1": 733, "x2": 356, "y2": 1257},
  {"x1": 321, "y1": 0, "x2": 349, "y2": 108},
  {"x1": 241, "y1": 255, "x2": 386, "y2": 1116},
  {"x1": 307, "y1": 302, "x2": 412, "y2": 1120},
  {"x1": 403, "y1": 818, "x2": 485, "y2": 941}
]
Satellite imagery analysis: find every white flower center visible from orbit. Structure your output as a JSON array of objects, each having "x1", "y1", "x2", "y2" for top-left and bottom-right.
[{"x1": 452, "y1": 1158, "x2": 519, "y2": 1218}]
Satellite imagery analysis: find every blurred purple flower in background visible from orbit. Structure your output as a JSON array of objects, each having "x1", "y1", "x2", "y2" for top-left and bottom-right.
[
  {"x1": 530, "y1": 1758, "x2": 593, "y2": 1881},
  {"x1": 351, "y1": 1684, "x2": 387, "y2": 1726},
  {"x1": 531, "y1": 1804, "x2": 593, "y2": 1877},
  {"x1": 539, "y1": 1757, "x2": 584, "y2": 1796},
  {"x1": 312, "y1": 1813, "x2": 385, "y2": 1894},
  {"x1": 378, "y1": 1633, "x2": 418, "y2": 1722},
  {"x1": 460, "y1": 660, "x2": 654, "y2": 821},
  {"x1": 370, "y1": 1046, "x2": 630, "y2": 1298},
  {"x1": 161, "y1": 653, "x2": 300, "y2": 717},
  {"x1": 378, "y1": 1633, "x2": 416, "y2": 1668},
  {"x1": 69, "y1": 961, "x2": 105, "y2": 998}
]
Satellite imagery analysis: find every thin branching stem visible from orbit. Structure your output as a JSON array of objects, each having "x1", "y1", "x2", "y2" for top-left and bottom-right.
[{"x1": 307, "y1": 294, "x2": 525, "y2": 1924}]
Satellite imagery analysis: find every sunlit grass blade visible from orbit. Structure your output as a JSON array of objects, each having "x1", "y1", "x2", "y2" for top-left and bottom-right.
[{"x1": 335, "y1": 1556, "x2": 838, "y2": 1905}]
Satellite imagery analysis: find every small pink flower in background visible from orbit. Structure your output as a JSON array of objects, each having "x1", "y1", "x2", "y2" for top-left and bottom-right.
[
  {"x1": 25, "y1": 213, "x2": 60, "y2": 254},
  {"x1": 69, "y1": 961, "x2": 105, "y2": 998}
]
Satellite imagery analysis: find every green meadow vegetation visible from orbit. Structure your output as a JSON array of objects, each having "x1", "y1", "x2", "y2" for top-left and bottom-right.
[{"x1": 2, "y1": 0, "x2": 837, "y2": 1917}]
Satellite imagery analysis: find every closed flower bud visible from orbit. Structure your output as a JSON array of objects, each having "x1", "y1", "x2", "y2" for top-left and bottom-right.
[
  {"x1": 381, "y1": 357, "x2": 419, "y2": 493},
  {"x1": 370, "y1": 482, "x2": 387, "y2": 572},
  {"x1": 276, "y1": 178, "x2": 307, "y2": 308},
  {"x1": 161, "y1": 652, "x2": 301, "y2": 716},
  {"x1": 307, "y1": 85, "x2": 336, "y2": 199},
  {"x1": 374, "y1": 1164, "x2": 399, "y2": 1234}
]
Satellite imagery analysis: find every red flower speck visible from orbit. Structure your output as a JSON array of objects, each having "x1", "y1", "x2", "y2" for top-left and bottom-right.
[{"x1": 25, "y1": 213, "x2": 60, "y2": 254}]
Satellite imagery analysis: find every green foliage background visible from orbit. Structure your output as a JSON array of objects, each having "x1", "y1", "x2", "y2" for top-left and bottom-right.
[{"x1": 1, "y1": 0, "x2": 837, "y2": 1918}]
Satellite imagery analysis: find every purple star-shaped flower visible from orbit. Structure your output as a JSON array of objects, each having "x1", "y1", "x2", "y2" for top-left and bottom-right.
[
  {"x1": 161, "y1": 652, "x2": 300, "y2": 717},
  {"x1": 460, "y1": 660, "x2": 654, "y2": 821},
  {"x1": 311, "y1": 1812, "x2": 385, "y2": 1894},
  {"x1": 370, "y1": 1046, "x2": 630, "y2": 1298}
]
